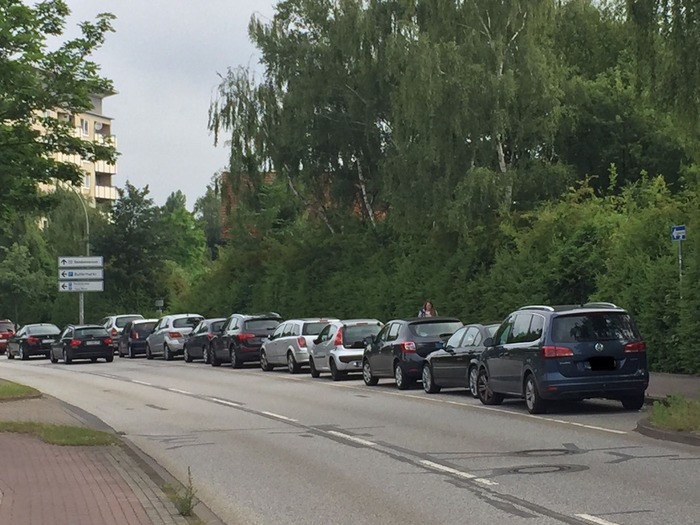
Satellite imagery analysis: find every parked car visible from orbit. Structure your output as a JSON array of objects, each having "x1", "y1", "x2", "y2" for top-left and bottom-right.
[
  {"x1": 476, "y1": 303, "x2": 649, "y2": 414},
  {"x1": 362, "y1": 317, "x2": 463, "y2": 390},
  {"x1": 145, "y1": 314, "x2": 203, "y2": 361},
  {"x1": 0, "y1": 319, "x2": 16, "y2": 354},
  {"x1": 50, "y1": 324, "x2": 114, "y2": 364},
  {"x1": 211, "y1": 313, "x2": 282, "y2": 368},
  {"x1": 183, "y1": 318, "x2": 226, "y2": 363},
  {"x1": 7, "y1": 323, "x2": 61, "y2": 360},
  {"x1": 422, "y1": 323, "x2": 500, "y2": 395},
  {"x1": 307, "y1": 319, "x2": 383, "y2": 380},
  {"x1": 100, "y1": 314, "x2": 144, "y2": 352},
  {"x1": 117, "y1": 319, "x2": 159, "y2": 358},
  {"x1": 260, "y1": 318, "x2": 338, "y2": 373}
]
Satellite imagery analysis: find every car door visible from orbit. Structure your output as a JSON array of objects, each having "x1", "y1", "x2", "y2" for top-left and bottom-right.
[
  {"x1": 445, "y1": 326, "x2": 480, "y2": 386},
  {"x1": 486, "y1": 315, "x2": 516, "y2": 391},
  {"x1": 364, "y1": 323, "x2": 387, "y2": 372},
  {"x1": 119, "y1": 322, "x2": 133, "y2": 354},
  {"x1": 8, "y1": 327, "x2": 24, "y2": 356},
  {"x1": 55, "y1": 327, "x2": 73, "y2": 358},
  {"x1": 267, "y1": 323, "x2": 288, "y2": 364},
  {"x1": 503, "y1": 314, "x2": 544, "y2": 394},
  {"x1": 214, "y1": 317, "x2": 233, "y2": 359},
  {"x1": 376, "y1": 322, "x2": 400, "y2": 375},
  {"x1": 151, "y1": 318, "x2": 168, "y2": 354},
  {"x1": 312, "y1": 324, "x2": 333, "y2": 370},
  {"x1": 430, "y1": 326, "x2": 467, "y2": 386}
]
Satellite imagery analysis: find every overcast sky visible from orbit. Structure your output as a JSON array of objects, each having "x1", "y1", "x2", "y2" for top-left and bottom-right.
[{"x1": 64, "y1": 0, "x2": 276, "y2": 209}]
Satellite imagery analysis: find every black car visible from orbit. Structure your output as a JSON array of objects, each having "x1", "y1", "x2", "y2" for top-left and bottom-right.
[
  {"x1": 7, "y1": 323, "x2": 61, "y2": 360},
  {"x1": 476, "y1": 303, "x2": 649, "y2": 414},
  {"x1": 117, "y1": 319, "x2": 158, "y2": 358},
  {"x1": 211, "y1": 313, "x2": 282, "y2": 368},
  {"x1": 422, "y1": 323, "x2": 500, "y2": 396},
  {"x1": 183, "y1": 318, "x2": 226, "y2": 363},
  {"x1": 50, "y1": 324, "x2": 114, "y2": 364},
  {"x1": 362, "y1": 317, "x2": 464, "y2": 390}
]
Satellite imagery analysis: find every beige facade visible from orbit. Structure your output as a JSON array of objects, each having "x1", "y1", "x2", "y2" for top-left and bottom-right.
[{"x1": 40, "y1": 93, "x2": 119, "y2": 206}]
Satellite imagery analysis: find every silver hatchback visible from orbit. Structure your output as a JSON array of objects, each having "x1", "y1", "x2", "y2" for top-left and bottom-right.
[
  {"x1": 260, "y1": 318, "x2": 338, "y2": 373},
  {"x1": 145, "y1": 314, "x2": 203, "y2": 361}
]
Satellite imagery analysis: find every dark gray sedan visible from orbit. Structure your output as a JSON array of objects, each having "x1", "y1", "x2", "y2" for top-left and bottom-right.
[
  {"x1": 50, "y1": 325, "x2": 114, "y2": 364},
  {"x1": 7, "y1": 323, "x2": 61, "y2": 360}
]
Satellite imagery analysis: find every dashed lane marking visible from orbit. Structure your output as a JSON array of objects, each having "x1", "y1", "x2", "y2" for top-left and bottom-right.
[
  {"x1": 420, "y1": 459, "x2": 499, "y2": 486},
  {"x1": 326, "y1": 430, "x2": 376, "y2": 447},
  {"x1": 261, "y1": 411, "x2": 298, "y2": 422},
  {"x1": 575, "y1": 514, "x2": 620, "y2": 525},
  {"x1": 207, "y1": 397, "x2": 242, "y2": 407},
  {"x1": 167, "y1": 388, "x2": 192, "y2": 395},
  {"x1": 131, "y1": 380, "x2": 152, "y2": 386}
]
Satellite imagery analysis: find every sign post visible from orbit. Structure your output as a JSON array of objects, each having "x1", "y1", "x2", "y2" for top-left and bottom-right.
[
  {"x1": 671, "y1": 225, "x2": 686, "y2": 299},
  {"x1": 58, "y1": 256, "x2": 104, "y2": 323}
]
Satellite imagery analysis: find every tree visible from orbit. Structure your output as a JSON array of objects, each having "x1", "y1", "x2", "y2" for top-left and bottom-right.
[
  {"x1": 0, "y1": 0, "x2": 116, "y2": 231},
  {"x1": 194, "y1": 179, "x2": 223, "y2": 260},
  {"x1": 0, "y1": 242, "x2": 53, "y2": 324}
]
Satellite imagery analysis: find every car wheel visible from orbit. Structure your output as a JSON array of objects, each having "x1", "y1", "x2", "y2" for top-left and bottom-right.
[
  {"x1": 164, "y1": 343, "x2": 173, "y2": 361},
  {"x1": 309, "y1": 357, "x2": 320, "y2": 378},
  {"x1": 105, "y1": 355, "x2": 114, "y2": 363},
  {"x1": 621, "y1": 393, "x2": 645, "y2": 411},
  {"x1": 19, "y1": 344, "x2": 28, "y2": 361},
  {"x1": 91, "y1": 357, "x2": 97, "y2": 363},
  {"x1": 394, "y1": 362, "x2": 411, "y2": 390},
  {"x1": 477, "y1": 369, "x2": 503, "y2": 406},
  {"x1": 524, "y1": 374, "x2": 547, "y2": 414},
  {"x1": 146, "y1": 344, "x2": 153, "y2": 360},
  {"x1": 363, "y1": 359, "x2": 378, "y2": 386},
  {"x1": 211, "y1": 349, "x2": 221, "y2": 367},
  {"x1": 287, "y1": 352, "x2": 300, "y2": 374},
  {"x1": 230, "y1": 347, "x2": 242, "y2": 369},
  {"x1": 422, "y1": 364, "x2": 441, "y2": 394},
  {"x1": 468, "y1": 366, "x2": 478, "y2": 398},
  {"x1": 7, "y1": 349, "x2": 14, "y2": 360},
  {"x1": 63, "y1": 348, "x2": 72, "y2": 365},
  {"x1": 184, "y1": 345, "x2": 193, "y2": 363},
  {"x1": 329, "y1": 359, "x2": 345, "y2": 381},
  {"x1": 49, "y1": 351, "x2": 58, "y2": 364},
  {"x1": 203, "y1": 346, "x2": 210, "y2": 364},
  {"x1": 260, "y1": 350, "x2": 273, "y2": 372}
]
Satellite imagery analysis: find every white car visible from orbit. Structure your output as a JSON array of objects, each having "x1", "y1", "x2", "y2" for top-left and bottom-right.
[
  {"x1": 100, "y1": 314, "x2": 144, "y2": 352},
  {"x1": 145, "y1": 313, "x2": 203, "y2": 361},
  {"x1": 260, "y1": 318, "x2": 338, "y2": 373},
  {"x1": 309, "y1": 319, "x2": 383, "y2": 381}
]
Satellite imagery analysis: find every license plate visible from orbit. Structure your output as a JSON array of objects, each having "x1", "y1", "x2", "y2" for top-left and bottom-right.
[
  {"x1": 86, "y1": 341, "x2": 101, "y2": 346},
  {"x1": 588, "y1": 356, "x2": 616, "y2": 371},
  {"x1": 0, "y1": 339, "x2": 5, "y2": 343},
  {"x1": 43, "y1": 339, "x2": 54, "y2": 343}
]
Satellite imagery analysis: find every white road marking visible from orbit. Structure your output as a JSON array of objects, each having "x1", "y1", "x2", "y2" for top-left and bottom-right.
[
  {"x1": 566, "y1": 422, "x2": 627, "y2": 435},
  {"x1": 167, "y1": 388, "x2": 192, "y2": 395},
  {"x1": 131, "y1": 380, "x2": 152, "y2": 386},
  {"x1": 327, "y1": 431, "x2": 377, "y2": 447},
  {"x1": 474, "y1": 478, "x2": 499, "y2": 486},
  {"x1": 575, "y1": 514, "x2": 620, "y2": 525},
  {"x1": 207, "y1": 397, "x2": 242, "y2": 407},
  {"x1": 261, "y1": 411, "x2": 298, "y2": 422},
  {"x1": 420, "y1": 460, "x2": 476, "y2": 479}
]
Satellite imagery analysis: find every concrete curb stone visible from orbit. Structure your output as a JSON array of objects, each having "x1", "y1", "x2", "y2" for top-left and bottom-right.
[{"x1": 636, "y1": 417, "x2": 700, "y2": 447}]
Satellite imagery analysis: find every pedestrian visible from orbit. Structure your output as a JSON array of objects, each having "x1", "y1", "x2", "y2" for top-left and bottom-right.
[{"x1": 418, "y1": 300, "x2": 438, "y2": 318}]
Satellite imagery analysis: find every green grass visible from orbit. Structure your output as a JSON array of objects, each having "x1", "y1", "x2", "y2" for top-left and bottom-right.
[
  {"x1": 649, "y1": 395, "x2": 700, "y2": 433},
  {"x1": 0, "y1": 380, "x2": 41, "y2": 400},
  {"x1": 0, "y1": 421, "x2": 119, "y2": 446},
  {"x1": 162, "y1": 466, "x2": 198, "y2": 518}
]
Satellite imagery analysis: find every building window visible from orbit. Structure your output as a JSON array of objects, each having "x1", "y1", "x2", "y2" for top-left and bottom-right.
[
  {"x1": 80, "y1": 118, "x2": 89, "y2": 136},
  {"x1": 84, "y1": 175, "x2": 91, "y2": 188}
]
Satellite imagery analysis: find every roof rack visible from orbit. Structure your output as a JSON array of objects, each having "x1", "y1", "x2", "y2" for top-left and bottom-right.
[
  {"x1": 581, "y1": 302, "x2": 619, "y2": 309},
  {"x1": 518, "y1": 305, "x2": 555, "y2": 312}
]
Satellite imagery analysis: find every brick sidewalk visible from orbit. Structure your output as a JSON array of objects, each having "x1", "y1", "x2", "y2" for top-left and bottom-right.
[{"x1": 0, "y1": 396, "x2": 189, "y2": 525}]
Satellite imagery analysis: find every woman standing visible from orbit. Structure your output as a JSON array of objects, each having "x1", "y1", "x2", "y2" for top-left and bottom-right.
[{"x1": 418, "y1": 300, "x2": 438, "y2": 318}]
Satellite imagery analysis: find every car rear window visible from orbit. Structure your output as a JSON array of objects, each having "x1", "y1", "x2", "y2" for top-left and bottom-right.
[
  {"x1": 302, "y1": 322, "x2": 328, "y2": 336},
  {"x1": 133, "y1": 322, "x2": 156, "y2": 335},
  {"x1": 486, "y1": 325, "x2": 499, "y2": 337},
  {"x1": 0, "y1": 322, "x2": 14, "y2": 332},
  {"x1": 173, "y1": 317, "x2": 203, "y2": 328},
  {"x1": 27, "y1": 325, "x2": 60, "y2": 336},
  {"x1": 116, "y1": 315, "x2": 143, "y2": 328},
  {"x1": 409, "y1": 321, "x2": 463, "y2": 338},
  {"x1": 244, "y1": 319, "x2": 281, "y2": 331},
  {"x1": 344, "y1": 324, "x2": 382, "y2": 348},
  {"x1": 210, "y1": 320, "x2": 225, "y2": 332},
  {"x1": 551, "y1": 313, "x2": 639, "y2": 343},
  {"x1": 75, "y1": 327, "x2": 109, "y2": 338}
]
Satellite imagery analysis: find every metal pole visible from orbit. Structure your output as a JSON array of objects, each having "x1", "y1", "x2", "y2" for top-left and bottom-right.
[
  {"x1": 679, "y1": 239, "x2": 683, "y2": 300},
  {"x1": 69, "y1": 187, "x2": 90, "y2": 324}
]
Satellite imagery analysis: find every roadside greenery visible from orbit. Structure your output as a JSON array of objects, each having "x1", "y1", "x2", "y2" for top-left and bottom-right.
[
  {"x1": 0, "y1": 380, "x2": 41, "y2": 400},
  {"x1": 0, "y1": 421, "x2": 119, "y2": 446},
  {"x1": 649, "y1": 396, "x2": 700, "y2": 433}
]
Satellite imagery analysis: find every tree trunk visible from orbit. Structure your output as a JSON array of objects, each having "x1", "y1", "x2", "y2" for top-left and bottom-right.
[
  {"x1": 356, "y1": 158, "x2": 376, "y2": 228},
  {"x1": 286, "y1": 174, "x2": 335, "y2": 234}
]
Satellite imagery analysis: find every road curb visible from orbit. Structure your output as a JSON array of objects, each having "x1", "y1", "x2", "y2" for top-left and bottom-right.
[{"x1": 636, "y1": 417, "x2": 700, "y2": 447}]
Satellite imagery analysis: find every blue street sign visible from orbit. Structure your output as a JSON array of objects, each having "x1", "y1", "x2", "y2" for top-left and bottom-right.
[{"x1": 672, "y1": 225, "x2": 687, "y2": 241}]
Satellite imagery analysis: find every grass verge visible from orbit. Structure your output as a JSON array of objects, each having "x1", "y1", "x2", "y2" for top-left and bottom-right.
[
  {"x1": 0, "y1": 421, "x2": 119, "y2": 446},
  {"x1": 649, "y1": 395, "x2": 700, "y2": 433},
  {"x1": 0, "y1": 380, "x2": 41, "y2": 400}
]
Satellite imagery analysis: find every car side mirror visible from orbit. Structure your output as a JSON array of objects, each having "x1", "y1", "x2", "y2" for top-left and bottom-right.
[
  {"x1": 363, "y1": 335, "x2": 375, "y2": 346},
  {"x1": 483, "y1": 337, "x2": 494, "y2": 347},
  {"x1": 313, "y1": 337, "x2": 321, "y2": 345}
]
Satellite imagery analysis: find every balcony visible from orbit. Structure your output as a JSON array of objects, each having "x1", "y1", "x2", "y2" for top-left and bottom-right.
[{"x1": 94, "y1": 185, "x2": 118, "y2": 202}]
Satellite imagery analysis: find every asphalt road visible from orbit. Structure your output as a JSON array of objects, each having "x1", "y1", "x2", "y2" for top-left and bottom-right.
[{"x1": 1, "y1": 356, "x2": 699, "y2": 525}]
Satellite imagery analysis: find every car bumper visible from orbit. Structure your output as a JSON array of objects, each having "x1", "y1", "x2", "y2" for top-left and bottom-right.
[
  {"x1": 291, "y1": 348, "x2": 310, "y2": 364},
  {"x1": 539, "y1": 375, "x2": 648, "y2": 401},
  {"x1": 237, "y1": 346, "x2": 262, "y2": 362},
  {"x1": 128, "y1": 341, "x2": 148, "y2": 355},
  {"x1": 27, "y1": 345, "x2": 52, "y2": 356},
  {"x1": 68, "y1": 348, "x2": 112, "y2": 360},
  {"x1": 399, "y1": 356, "x2": 426, "y2": 380},
  {"x1": 333, "y1": 351, "x2": 364, "y2": 372},
  {"x1": 164, "y1": 338, "x2": 185, "y2": 354}
]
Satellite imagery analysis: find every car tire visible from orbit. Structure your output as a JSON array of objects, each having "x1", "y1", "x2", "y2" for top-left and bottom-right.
[
  {"x1": 621, "y1": 393, "x2": 645, "y2": 411},
  {"x1": 477, "y1": 369, "x2": 503, "y2": 406},
  {"x1": 105, "y1": 355, "x2": 114, "y2": 363},
  {"x1": 63, "y1": 348, "x2": 72, "y2": 365},
  {"x1": 19, "y1": 344, "x2": 28, "y2": 361},
  {"x1": 363, "y1": 359, "x2": 378, "y2": 386},
  {"x1": 287, "y1": 352, "x2": 300, "y2": 374},
  {"x1": 184, "y1": 345, "x2": 193, "y2": 363},
  {"x1": 524, "y1": 374, "x2": 547, "y2": 414},
  {"x1": 91, "y1": 357, "x2": 97, "y2": 363},
  {"x1": 330, "y1": 359, "x2": 344, "y2": 381},
  {"x1": 49, "y1": 351, "x2": 58, "y2": 364},
  {"x1": 146, "y1": 344, "x2": 153, "y2": 360},
  {"x1": 468, "y1": 365, "x2": 478, "y2": 398},
  {"x1": 260, "y1": 350, "x2": 273, "y2": 371},
  {"x1": 309, "y1": 357, "x2": 320, "y2": 378},
  {"x1": 164, "y1": 343, "x2": 173, "y2": 361},
  {"x1": 203, "y1": 346, "x2": 210, "y2": 364},
  {"x1": 230, "y1": 347, "x2": 242, "y2": 369},
  {"x1": 422, "y1": 364, "x2": 441, "y2": 394},
  {"x1": 211, "y1": 349, "x2": 221, "y2": 367},
  {"x1": 394, "y1": 362, "x2": 411, "y2": 390},
  {"x1": 7, "y1": 349, "x2": 14, "y2": 360}
]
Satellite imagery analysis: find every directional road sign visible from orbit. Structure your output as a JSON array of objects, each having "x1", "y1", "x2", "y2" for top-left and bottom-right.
[
  {"x1": 58, "y1": 268, "x2": 104, "y2": 280},
  {"x1": 672, "y1": 225, "x2": 687, "y2": 241},
  {"x1": 58, "y1": 256, "x2": 104, "y2": 268},
  {"x1": 59, "y1": 281, "x2": 104, "y2": 292}
]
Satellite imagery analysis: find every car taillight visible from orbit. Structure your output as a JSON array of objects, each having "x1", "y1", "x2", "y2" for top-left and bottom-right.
[
  {"x1": 131, "y1": 331, "x2": 138, "y2": 340},
  {"x1": 69, "y1": 339, "x2": 82, "y2": 347},
  {"x1": 542, "y1": 345, "x2": 574, "y2": 358},
  {"x1": 27, "y1": 336, "x2": 40, "y2": 345},
  {"x1": 238, "y1": 333, "x2": 256, "y2": 341},
  {"x1": 168, "y1": 331, "x2": 182, "y2": 338},
  {"x1": 297, "y1": 336, "x2": 307, "y2": 348},
  {"x1": 207, "y1": 333, "x2": 215, "y2": 340},
  {"x1": 104, "y1": 338, "x2": 113, "y2": 345},
  {"x1": 401, "y1": 341, "x2": 417, "y2": 353},
  {"x1": 111, "y1": 328, "x2": 118, "y2": 336},
  {"x1": 333, "y1": 329, "x2": 344, "y2": 346},
  {"x1": 624, "y1": 341, "x2": 646, "y2": 353}
]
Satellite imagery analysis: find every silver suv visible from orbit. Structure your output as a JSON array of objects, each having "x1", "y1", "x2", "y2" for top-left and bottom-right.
[
  {"x1": 309, "y1": 319, "x2": 383, "y2": 381},
  {"x1": 145, "y1": 314, "x2": 203, "y2": 361},
  {"x1": 260, "y1": 318, "x2": 338, "y2": 373},
  {"x1": 100, "y1": 314, "x2": 144, "y2": 352}
]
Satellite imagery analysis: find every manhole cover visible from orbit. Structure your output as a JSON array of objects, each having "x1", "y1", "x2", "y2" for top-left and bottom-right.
[
  {"x1": 505, "y1": 464, "x2": 588, "y2": 475},
  {"x1": 512, "y1": 449, "x2": 581, "y2": 457}
]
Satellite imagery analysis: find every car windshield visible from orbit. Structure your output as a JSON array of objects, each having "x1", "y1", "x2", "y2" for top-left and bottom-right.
[
  {"x1": 302, "y1": 322, "x2": 328, "y2": 336},
  {"x1": 0, "y1": 322, "x2": 14, "y2": 332},
  {"x1": 173, "y1": 317, "x2": 203, "y2": 328},
  {"x1": 552, "y1": 313, "x2": 639, "y2": 343},
  {"x1": 244, "y1": 319, "x2": 281, "y2": 331},
  {"x1": 409, "y1": 321, "x2": 463, "y2": 339},
  {"x1": 344, "y1": 324, "x2": 382, "y2": 348},
  {"x1": 486, "y1": 325, "x2": 499, "y2": 337},
  {"x1": 210, "y1": 320, "x2": 225, "y2": 332},
  {"x1": 133, "y1": 322, "x2": 157, "y2": 335},
  {"x1": 116, "y1": 315, "x2": 143, "y2": 328},
  {"x1": 75, "y1": 327, "x2": 109, "y2": 338},
  {"x1": 26, "y1": 325, "x2": 60, "y2": 336}
]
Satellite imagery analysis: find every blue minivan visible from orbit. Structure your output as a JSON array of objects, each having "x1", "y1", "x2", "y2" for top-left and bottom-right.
[{"x1": 476, "y1": 303, "x2": 648, "y2": 414}]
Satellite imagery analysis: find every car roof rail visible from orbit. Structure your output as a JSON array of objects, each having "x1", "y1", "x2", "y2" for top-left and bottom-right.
[
  {"x1": 581, "y1": 302, "x2": 619, "y2": 309},
  {"x1": 518, "y1": 305, "x2": 555, "y2": 312}
]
